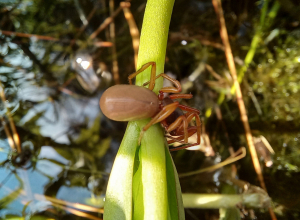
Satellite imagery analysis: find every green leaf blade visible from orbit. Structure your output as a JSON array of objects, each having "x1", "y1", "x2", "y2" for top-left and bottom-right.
[{"x1": 103, "y1": 122, "x2": 139, "y2": 220}]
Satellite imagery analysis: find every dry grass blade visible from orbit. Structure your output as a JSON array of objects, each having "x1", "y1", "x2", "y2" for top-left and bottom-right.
[
  {"x1": 0, "y1": 117, "x2": 15, "y2": 150},
  {"x1": 51, "y1": 202, "x2": 103, "y2": 220},
  {"x1": 179, "y1": 147, "x2": 246, "y2": 178},
  {"x1": 211, "y1": 0, "x2": 277, "y2": 219},
  {"x1": 89, "y1": 4, "x2": 126, "y2": 40},
  {"x1": 109, "y1": 0, "x2": 120, "y2": 84},
  {"x1": 205, "y1": 64, "x2": 223, "y2": 81},
  {"x1": 34, "y1": 194, "x2": 104, "y2": 213},
  {"x1": 0, "y1": 30, "x2": 61, "y2": 41},
  {"x1": 211, "y1": 0, "x2": 262, "y2": 189},
  {"x1": 0, "y1": 81, "x2": 21, "y2": 152},
  {"x1": 169, "y1": 32, "x2": 225, "y2": 50},
  {"x1": 121, "y1": 2, "x2": 140, "y2": 68},
  {"x1": 0, "y1": 30, "x2": 112, "y2": 47},
  {"x1": 260, "y1": 135, "x2": 275, "y2": 154}
]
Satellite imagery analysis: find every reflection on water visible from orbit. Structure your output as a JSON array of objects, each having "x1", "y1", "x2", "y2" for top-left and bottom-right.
[
  {"x1": 19, "y1": 84, "x2": 102, "y2": 144},
  {"x1": 0, "y1": 143, "x2": 109, "y2": 218}
]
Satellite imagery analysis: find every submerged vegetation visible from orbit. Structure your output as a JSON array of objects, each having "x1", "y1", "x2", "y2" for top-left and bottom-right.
[{"x1": 0, "y1": 0, "x2": 300, "y2": 219}]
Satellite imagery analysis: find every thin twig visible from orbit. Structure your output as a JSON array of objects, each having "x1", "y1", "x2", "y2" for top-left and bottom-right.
[
  {"x1": 211, "y1": 0, "x2": 277, "y2": 219},
  {"x1": 248, "y1": 87, "x2": 263, "y2": 115},
  {"x1": 169, "y1": 32, "x2": 225, "y2": 51},
  {"x1": 205, "y1": 64, "x2": 223, "y2": 81},
  {"x1": 0, "y1": 30, "x2": 112, "y2": 47},
  {"x1": 109, "y1": 0, "x2": 120, "y2": 84},
  {"x1": 212, "y1": 0, "x2": 262, "y2": 188},
  {"x1": 34, "y1": 194, "x2": 104, "y2": 213},
  {"x1": 89, "y1": 4, "x2": 125, "y2": 40},
  {"x1": 179, "y1": 147, "x2": 246, "y2": 178},
  {"x1": 214, "y1": 105, "x2": 237, "y2": 177},
  {"x1": 0, "y1": 81, "x2": 21, "y2": 152},
  {"x1": 0, "y1": 30, "x2": 62, "y2": 41},
  {"x1": 51, "y1": 202, "x2": 103, "y2": 220},
  {"x1": 121, "y1": 2, "x2": 140, "y2": 68},
  {"x1": 0, "y1": 117, "x2": 15, "y2": 150}
]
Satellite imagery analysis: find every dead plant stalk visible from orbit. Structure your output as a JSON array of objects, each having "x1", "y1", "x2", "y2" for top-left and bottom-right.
[
  {"x1": 211, "y1": 0, "x2": 277, "y2": 219},
  {"x1": 108, "y1": 0, "x2": 120, "y2": 84},
  {"x1": 211, "y1": 0, "x2": 263, "y2": 190},
  {"x1": 121, "y1": 2, "x2": 140, "y2": 68},
  {"x1": 0, "y1": 81, "x2": 21, "y2": 152}
]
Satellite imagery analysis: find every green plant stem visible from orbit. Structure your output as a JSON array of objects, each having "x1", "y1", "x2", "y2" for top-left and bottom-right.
[
  {"x1": 231, "y1": 0, "x2": 280, "y2": 94},
  {"x1": 182, "y1": 193, "x2": 271, "y2": 209},
  {"x1": 135, "y1": 0, "x2": 175, "y2": 93},
  {"x1": 134, "y1": 1, "x2": 175, "y2": 219},
  {"x1": 138, "y1": 120, "x2": 167, "y2": 220},
  {"x1": 104, "y1": 122, "x2": 139, "y2": 220},
  {"x1": 104, "y1": 0, "x2": 176, "y2": 220}
]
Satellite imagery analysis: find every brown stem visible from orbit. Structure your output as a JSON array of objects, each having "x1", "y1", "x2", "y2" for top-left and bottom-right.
[
  {"x1": 0, "y1": 81, "x2": 21, "y2": 152},
  {"x1": 50, "y1": 202, "x2": 103, "y2": 220},
  {"x1": 121, "y1": 2, "x2": 140, "y2": 68},
  {"x1": 214, "y1": 105, "x2": 237, "y2": 177},
  {"x1": 0, "y1": 117, "x2": 16, "y2": 151},
  {"x1": 0, "y1": 30, "x2": 61, "y2": 41},
  {"x1": 0, "y1": 30, "x2": 112, "y2": 47},
  {"x1": 168, "y1": 32, "x2": 225, "y2": 51},
  {"x1": 34, "y1": 193, "x2": 104, "y2": 213},
  {"x1": 89, "y1": 4, "x2": 125, "y2": 40},
  {"x1": 109, "y1": 0, "x2": 120, "y2": 84},
  {"x1": 211, "y1": 0, "x2": 277, "y2": 219}
]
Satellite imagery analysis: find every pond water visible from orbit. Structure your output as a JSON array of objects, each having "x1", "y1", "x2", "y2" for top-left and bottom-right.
[{"x1": 0, "y1": 0, "x2": 300, "y2": 219}]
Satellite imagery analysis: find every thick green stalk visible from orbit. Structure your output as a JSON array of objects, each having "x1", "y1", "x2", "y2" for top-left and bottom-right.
[
  {"x1": 104, "y1": 122, "x2": 139, "y2": 220},
  {"x1": 134, "y1": 1, "x2": 175, "y2": 219},
  {"x1": 135, "y1": 0, "x2": 175, "y2": 93},
  {"x1": 182, "y1": 193, "x2": 271, "y2": 209},
  {"x1": 104, "y1": 0, "x2": 177, "y2": 220}
]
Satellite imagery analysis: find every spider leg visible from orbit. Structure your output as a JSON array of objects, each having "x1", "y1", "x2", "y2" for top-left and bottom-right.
[
  {"x1": 176, "y1": 112, "x2": 195, "y2": 132},
  {"x1": 167, "y1": 126, "x2": 198, "y2": 144},
  {"x1": 128, "y1": 62, "x2": 157, "y2": 90},
  {"x1": 143, "y1": 73, "x2": 182, "y2": 94},
  {"x1": 138, "y1": 102, "x2": 179, "y2": 145},
  {"x1": 169, "y1": 143, "x2": 200, "y2": 151},
  {"x1": 176, "y1": 104, "x2": 202, "y2": 145},
  {"x1": 169, "y1": 94, "x2": 193, "y2": 99},
  {"x1": 166, "y1": 115, "x2": 189, "y2": 143},
  {"x1": 178, "y1": 104, "x2": 200, "y2": 114},
  {"x1": 168, "y1": 112, "x2": 202, "y2": 150}
]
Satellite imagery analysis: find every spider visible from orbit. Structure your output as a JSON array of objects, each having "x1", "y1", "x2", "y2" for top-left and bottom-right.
[{"x1": 100, "y1": 62, "x2": 201, "y2": 151}]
